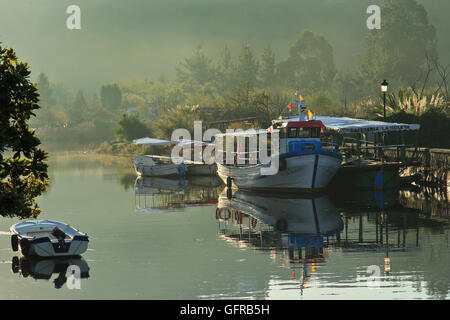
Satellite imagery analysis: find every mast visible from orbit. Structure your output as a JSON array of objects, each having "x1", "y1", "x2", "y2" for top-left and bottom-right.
[{"x1": 296, "y1": 89, "x2": 307, "y2": 121}]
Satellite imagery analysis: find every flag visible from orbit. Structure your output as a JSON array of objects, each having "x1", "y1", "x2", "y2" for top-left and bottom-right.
[
  {"x1": 307, "y1": 109, "x2": 313, "y2": 120},
  {"x1": 287, "y1": 102, "x2": 292, "y2": 110},
  {"x1": 278, "y1": 115, "x2": 282, "y2": 120}
]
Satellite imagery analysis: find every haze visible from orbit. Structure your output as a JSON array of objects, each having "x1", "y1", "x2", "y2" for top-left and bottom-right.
[{"x1": 1, "y1": 0, "x2": 449, "y2": 92}]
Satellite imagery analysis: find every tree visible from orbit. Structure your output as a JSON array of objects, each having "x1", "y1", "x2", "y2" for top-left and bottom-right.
[
  {"x1": 259, "y1": 45, "x2": 276, "y2": 88},
  {"x1": 36, "y1": 73, "x2": 53, "y2": 105},
  {"x1": 0, "y1": 44, "x2": 49, "y2": 218},
  {"x1": 331, "y1": 70, "x2": 361, "y2": 108},
  {"x1": 152, "y1": 105, "x2": 198, "y2": 140},
  {"x1": 220, "y1": 88, "x2": 279, "y2": 128},
  {"x1": 100, "y1": 84, "x2": 122, "y2": 111},
  {"x1": 278, "y1": 31, "x2": 336, "y2": 90},
  {"x1": 176, "y1": 45, "x2": 216, "y2": 85},
  {"x1": 115, "y1": 114, "x2": 150, "y2": 141},
  {"x1": 215, "y1": 45, "x2": 236, "y2": 92},
  {"x1": 236, "y1": 42, "x2": 259, "y2": 88},
  {"x1": 359, "y1": 0, "x2": 438, "y2": 93},
  {"x1": 67, "y1": 90, "x2": 88, "y2": 125}
]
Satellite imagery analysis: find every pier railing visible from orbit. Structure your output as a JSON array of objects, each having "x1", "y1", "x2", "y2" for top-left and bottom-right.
[{"x1": 337, "y1": 134, "x2": 449, "y2": 187}]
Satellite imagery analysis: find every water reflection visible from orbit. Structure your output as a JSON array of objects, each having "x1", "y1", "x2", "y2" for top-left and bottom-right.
[
  {"x1": 11, "y1": 256, "x2": 90, "y2": 289},
  {"x1": 216, "y1": 191, "x2": 344, "y2": 295},
  {"x1": 135, "y1": 176, "x2": 221, "y2": 212},
  {"x1": 216, "y1": 190, "x2": 342, "y2": 257},
  {"x1": 215, "y1": 188, "x2": 450, "y2": 298}
]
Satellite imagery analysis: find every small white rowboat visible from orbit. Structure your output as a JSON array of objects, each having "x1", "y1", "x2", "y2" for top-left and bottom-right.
[{"x1": 10, "y1": 220, "x2": 89, "y2": 257}]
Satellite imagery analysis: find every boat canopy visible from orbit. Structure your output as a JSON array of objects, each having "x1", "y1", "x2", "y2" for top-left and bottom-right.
[
  {"x1": 215, "y1": 129, "x2": 278, "y2": 137},
  {"x1": 133, "y1": 137, "x2": 215, "y2": 148},
  {"x1": 133, "y1": 137, "x2": 175, "y2": 145},
  {"x1": 312, "y1": 116, "x2": 420, "y2": 134}
]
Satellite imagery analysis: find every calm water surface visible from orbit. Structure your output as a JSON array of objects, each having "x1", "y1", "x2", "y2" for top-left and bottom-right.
[{"x1": 0, "y1": 152, "x2": 449, "y2": 299}]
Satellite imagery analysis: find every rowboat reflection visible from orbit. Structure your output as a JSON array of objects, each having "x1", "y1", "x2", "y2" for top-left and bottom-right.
[
  {"x1": 216, "y1": 190, "x2": 343, "y2": 264},
  {"x1": 11, "y1": 255, "x2": 90, "y2": 289},
  {"x1": 135, "y1": 176, "x2": 221, "y2": 212}
]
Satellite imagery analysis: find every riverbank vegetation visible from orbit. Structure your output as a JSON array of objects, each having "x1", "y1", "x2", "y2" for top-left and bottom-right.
[{"x1": 29, "y1": 0, "x2": 448, "y2": 152}]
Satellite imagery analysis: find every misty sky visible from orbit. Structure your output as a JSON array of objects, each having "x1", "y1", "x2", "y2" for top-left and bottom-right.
[{"x1": 1, "y1": 0, "x2": 449, "y2": 92}]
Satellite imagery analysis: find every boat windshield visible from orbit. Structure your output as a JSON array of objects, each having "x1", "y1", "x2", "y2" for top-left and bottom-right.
[{"x1": 284, "y1": 127, "x2": 321, "y2": 139}]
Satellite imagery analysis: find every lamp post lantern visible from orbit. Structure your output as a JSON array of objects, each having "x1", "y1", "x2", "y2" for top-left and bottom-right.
[{"x1": 381, "y1": 80, "x2": 388, "y2": 120}]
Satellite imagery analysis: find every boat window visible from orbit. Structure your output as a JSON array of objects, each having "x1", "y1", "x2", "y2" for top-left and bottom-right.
[
  {"x1": 297, "y1": 127, "x2": 311, "y2": 138},
  {"x1": 310, "y1": 127, "x2": 321, "y2": 138},
  {"x1": 288, "y1": 128, "x2": 297, "y2": 138}
]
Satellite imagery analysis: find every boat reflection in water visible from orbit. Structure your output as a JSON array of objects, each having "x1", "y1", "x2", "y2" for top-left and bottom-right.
[
  {"x1": 135, "y1": 176, "x2": 221, "y2": 212},
  {"x1": 11, "y1": 256, "x2": 90, "y2": 289},
  {"x1": 216, "y1": 190, "x2": 343, "y2": 268}
]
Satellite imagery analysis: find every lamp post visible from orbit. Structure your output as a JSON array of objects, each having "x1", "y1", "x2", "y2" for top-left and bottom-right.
[{"x1": 381, "y1": 80, "x2": 388, "y2": 121}]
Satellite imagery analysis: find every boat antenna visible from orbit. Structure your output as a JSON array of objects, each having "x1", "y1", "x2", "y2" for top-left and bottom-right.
[{"x1": 296, "y1": 89, "x2": 307, "y2": 121}]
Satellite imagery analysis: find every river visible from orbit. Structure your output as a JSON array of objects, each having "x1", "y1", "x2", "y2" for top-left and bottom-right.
[{"x1": 0, "y1": 152, "x2": 449, "y2": 299}]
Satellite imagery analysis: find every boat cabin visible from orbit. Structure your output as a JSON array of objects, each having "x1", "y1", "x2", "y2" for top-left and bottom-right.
[{"x1": 270, "y1": 119, "x2": 327, "y2": 154}]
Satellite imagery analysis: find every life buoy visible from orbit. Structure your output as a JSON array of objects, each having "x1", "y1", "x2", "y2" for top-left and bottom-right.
[
  {"x1": 234, "y1": 211, "x2": 240, "y2": 223},
  {"x1": 215, "y1": 208, "x2": 220, "y2": 219},
  {"x1": 216, "y1": 208, "x2": 231, "y2": 221},
  {"x1": 11, "y1": 234, "x2": 18, "y2": 251},
  {"x1": 235, "y1": 211, "x2": 244, "y2": 224}
]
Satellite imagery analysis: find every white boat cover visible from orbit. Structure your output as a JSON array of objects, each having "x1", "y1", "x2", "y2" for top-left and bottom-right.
[
  {"x1": 133, "y1": 137, "x2": 175, "y2": 145},
  {"x1": 215, "y1": 129, "x2": 278, "y2": 137},
  {"x1": 133, "y1": 137, "x2": 215, "y2": 148},
  {"x1": 313, "y1": 116, "x2": 420, "y2": 134}
]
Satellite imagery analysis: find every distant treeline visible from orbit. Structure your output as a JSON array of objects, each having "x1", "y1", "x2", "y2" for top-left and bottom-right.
[{"x1": 31, "y1": 0, "x2": 449, "y2": 150}]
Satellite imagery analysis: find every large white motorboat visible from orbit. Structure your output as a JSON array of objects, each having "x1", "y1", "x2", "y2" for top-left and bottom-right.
[
  {"x1": 10, "y1": 220, "x2": 89, "y2": 257},
  {"x1": 216, "y1": 93, "x2": 342, "y2": 192},
  {"x1": 133, "y1": 138, "x2": 216, "y2": 177}
]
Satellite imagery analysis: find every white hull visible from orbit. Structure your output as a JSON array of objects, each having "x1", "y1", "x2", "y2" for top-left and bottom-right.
[
  {"x1": 134, "y1": 155, "x2": 185, "y2": 177},
  {"x1": 217, "y1": 153, "x2": 341, "y2": 192},
  {"x1": 134, "y1": 155, "x2": 216, "y2": 177},
  {"x1": 11, "y1": 220, "x2": 89, "y2": 257},
  {"x1": 187, "y1": 163, "x2": 217, "y2": 176}
]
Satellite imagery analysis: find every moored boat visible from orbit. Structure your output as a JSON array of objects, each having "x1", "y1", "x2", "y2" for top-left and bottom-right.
[
  {"x1": 215, "y1": 93, "x2": 342, "y2": 192},
  {"x1": 133, "y1": 138, "x2": 216, "y2": 177},
  {"x1": 10, "y1": 220, "x2": 89, "y2": 257}
]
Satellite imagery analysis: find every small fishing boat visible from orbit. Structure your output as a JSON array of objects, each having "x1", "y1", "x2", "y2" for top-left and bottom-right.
[
  {"x1": 10, "y1": 220, "x2": 89, "y2": 257},
  {"x1": 215, "y1": 92, "x2": 343, "y2": 192},
  {"x1": 133, "y1": 154, "x2": 187, "y2": 177},
  {"x1": 133, "y1": 138, "x2": 216, "y2": 177}
]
